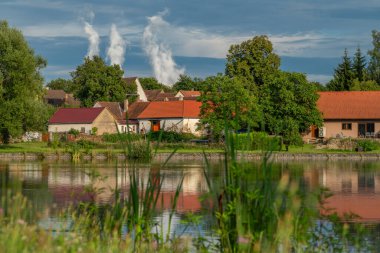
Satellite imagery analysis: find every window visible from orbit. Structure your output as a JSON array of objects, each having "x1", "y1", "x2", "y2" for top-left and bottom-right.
[
  {"x1": 81, "y1": 127, "x2": 85, "y2": 133},
  {"x1": 342, "y1": 123, "x2": 352, "y2": 130}
]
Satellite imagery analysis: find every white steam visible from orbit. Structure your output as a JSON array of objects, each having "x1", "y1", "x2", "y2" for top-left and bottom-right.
[
  {"x1": 84, "y1": 22, "x2": 100, "y2": 58},
  {"x1": 142, "y1": 12, "x2": 184, "y2": 86},
  {"x1": 107, "y1": 24, "x2": 126, "y2": 67}
]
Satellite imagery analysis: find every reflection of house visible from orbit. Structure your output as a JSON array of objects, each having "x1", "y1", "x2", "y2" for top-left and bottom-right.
[
  {"x1": 305, "y1": 91, "x2": 380, "y2": 139},
  {"x1": 304, "y1": 164, "x2": 380, "y2": 222},
  {"x1": 44, "y1": 90, "x2": 80, "y2": 107},
  {"x1": 48, "y1": 107, "x2": 118, "y2": 135},
  {"x1": 136, "y1": 100, "x2": 203, "y2": 136}
]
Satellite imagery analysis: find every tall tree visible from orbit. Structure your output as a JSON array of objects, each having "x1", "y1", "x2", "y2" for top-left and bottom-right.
[
  {"x1": 172, "y1": 74, "x2": 205, "y2": 91},
  {"x1": 353, "y1": 47, "x2": 366, "y2": 82},
  {"x1": 138, "y1": 77, "x2": 171, "y2": 92},
  {"x1": 261, "y1": 72, "x2": 322, "y2": 150},
  {"x1": 225, "y1": 35, "x2": 281, "y2": 93},
  {"x1": 368, "y1": 30, "x2": 380, "y2": 85},
  {"x1": 72, "y1": 56, "x2": 132, "y2": 107},
  {"x1": 199, "y1": 75, "x2": 260, "y2": 140},
  {"x1": 46, "y1": 78, "x2": 76, "y2": 93},
  {"x1": 327, "y1": 49, "x2": 354, "y2": 91},
  {"x1": 0, "y1": 21, "x2": 52, "y2": 143}
]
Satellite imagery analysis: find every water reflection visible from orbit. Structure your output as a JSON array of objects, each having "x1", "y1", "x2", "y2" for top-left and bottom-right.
[{"x1": 1, "y1": 160, "x2": 380, "y2": 244}]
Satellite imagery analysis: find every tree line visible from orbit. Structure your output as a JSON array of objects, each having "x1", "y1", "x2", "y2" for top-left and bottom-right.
[{"x1": 326, "y1": 30, "x2": 380, "y2": 91}]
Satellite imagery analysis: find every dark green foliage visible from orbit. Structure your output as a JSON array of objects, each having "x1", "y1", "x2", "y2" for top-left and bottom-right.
[
  {"x1": 199, "y1": 75, "x2": 260, "y2": 140},
  {"x1": 0, "y1": 21, "x2": 52, "y2": 143},
  {"x1": 234, "y1": 132, "x2": 281, "y2": 151},
  {"x1": 367, "y1": 30, "x2": 380, "y2": 85},
  {"x1": 72, "y1": 56, "x2": 134, "y2": 107},
  {"x1": 356, "y1": 139, "x2": 380, "y2": 151},
  {"x1": 102, "y1": 133, "x2": 141, "y2": 143},
  {"x1": 148, "y1": 131, "x2": 196, "y2": 143},
  {"x1": 68, "y1": 128, "x2": 80, "y2": 137},
  {"x1": 327, "y1": 49, "x2": 354, "y2": 91},
  {"x1": 225, "y1": 35, "x2": 281, "y2": 92},
  {"x1": 172, "y1": 74, "x2": 205, "y2": 91},
  {"x1": 353, "y1": 47, "x2": 367, "y2": 82},
  {"x1": 46, "y1": 78, "x2": 76, "y2": 93},
  {"x1": 261, "y1": 72, "x2": 322, "y2": 148},
  {"x1": 138, "y1": 77, "x2": 172, "y2": 92}
]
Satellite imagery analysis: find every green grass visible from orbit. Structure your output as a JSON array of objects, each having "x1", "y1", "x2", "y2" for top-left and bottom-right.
[{"x1": 1, "y1": 142, "x2": 380, "y2": 155}]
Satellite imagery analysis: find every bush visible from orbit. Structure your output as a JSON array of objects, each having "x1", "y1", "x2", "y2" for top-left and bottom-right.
[
  {"x1": 356, "y1": 139, "x2": 380, "y2": 152},
  {"x1": 127, "y1": 140, "x2": 152, "y2": 160},
  {"x1": 148, "y1": 131, "x2": 197, "y2": 143},
  {"x1": 68, "y1": 128, "x2": 80, "y2": 138},
  {"x1": 102, "y1": 133, "x2": 141, "y2": 143},
  {"x1": 235, "y1": 132, "x2": 282, "y2": 151}
]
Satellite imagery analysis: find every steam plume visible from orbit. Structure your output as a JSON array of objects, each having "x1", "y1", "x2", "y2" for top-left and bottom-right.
[
  {"x1": 107, "y1": 24, "x2": 126, "y2": 66},
  {"x1": 142, "y1": 12, "x2": 184, "y2": 86},
  {"x1": 84, "y1": 22, "x2": 100, "y2": 58}
]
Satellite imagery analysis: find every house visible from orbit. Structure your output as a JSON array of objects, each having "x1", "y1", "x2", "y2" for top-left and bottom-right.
[
  {"x1": 123, "y1": 77, "x2": 148, "y2": 102},
  {"x1": 48, "y1": 107, "x2": 118, "y2": 135},
  {"x1": 144, "y1": 89, "x2": 176, "y2": 101},
  {"x1": 175, "y1": 90, "x2": 201, "y2": 100},
  {"x1": 136, "y1": 100, "x2": 203, "y2": 136},
  {"x1": 305, "y1": 91, "x2": 380, "y2": 139},
  {"x1": 44, "y1": 89, "x2": 80, "y2": 107}
]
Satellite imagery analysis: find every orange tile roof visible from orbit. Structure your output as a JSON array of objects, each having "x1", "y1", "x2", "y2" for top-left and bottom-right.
[
  {"x1": 137, "y1": 100, "x2": 201, "y2": 119},
  {"x1": 317, "y1": 91, "x2": 380, "y2": 120}
]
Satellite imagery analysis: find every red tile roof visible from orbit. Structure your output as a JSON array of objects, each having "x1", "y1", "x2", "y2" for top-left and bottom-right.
[
  {"x1": 126, "y1": 101, "x2": 150, "y2": 119},
  {"x1": 137, "y1": 100, "x2": 201, "y2": 119},
  {"x1": 49, "y1": 107, "x2": 106, "y2": 124},
  {"x1": 318, "y1": 91, "x2": 380, "y2": 120}
]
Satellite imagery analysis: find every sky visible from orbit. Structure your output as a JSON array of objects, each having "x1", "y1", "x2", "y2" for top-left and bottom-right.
[{"x1": 1, "y1": 0, "x2": 380, "y2": 85}]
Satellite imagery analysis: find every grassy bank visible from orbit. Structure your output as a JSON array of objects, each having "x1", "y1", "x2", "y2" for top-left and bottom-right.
[{"x1": 1, "y1": 142, "x2": 380, "y2": 155}]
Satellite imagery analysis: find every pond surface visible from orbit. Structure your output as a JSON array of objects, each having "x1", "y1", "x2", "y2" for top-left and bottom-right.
[{"x1": 1, "y1": 159, "x2": 380, "y2": 250}]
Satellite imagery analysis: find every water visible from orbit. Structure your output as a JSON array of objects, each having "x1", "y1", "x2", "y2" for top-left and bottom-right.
[{"x1": 1, "y1": 159, "x2": 380, "y2": 250}]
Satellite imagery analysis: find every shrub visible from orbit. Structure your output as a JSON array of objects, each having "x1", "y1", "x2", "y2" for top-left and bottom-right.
[
  {"x1": 149, "y1": 131, "x2": 196, "y2": 143},
  {"x1": 235, "y1": 132, "x2": 282, "y2": 151},
  {"x1": 102, "y1": 133, "x2": 141, "y2": 143},
  {"x1": 68, "y1": 128, "x2": 80, "y2": 138},
  {"x1": 127, "y1": 140, "x2": 152, "y2": 160},
  {"x1": 356, "y1": 139, "x2": 380, "y2": 152}
]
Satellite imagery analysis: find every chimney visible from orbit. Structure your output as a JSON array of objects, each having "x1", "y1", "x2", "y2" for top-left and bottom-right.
[{"x1": 123, "y1": 99, "x2": 129, "y2": 112}]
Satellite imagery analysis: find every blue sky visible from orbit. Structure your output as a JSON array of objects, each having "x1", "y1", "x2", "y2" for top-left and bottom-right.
[{"x1": 1, "y1": 0, "x2": 380, "y2": 84}]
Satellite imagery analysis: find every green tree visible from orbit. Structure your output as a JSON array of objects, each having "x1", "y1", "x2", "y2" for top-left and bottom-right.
[
  {"x1": 368, "y1": 30, "x2": 380, "y2": 84},
  {"x1": 138, "y1": 77, "x2": 171, "y2": 91},
  {"x1": 327, "y1": 49, "x2": 354, "y2": 91},
  {"x1": 199, "y1": 75, "x2": 260, "y2": 140},
  {"x1": 0, "y1": 21, "x2": 50, "y2": 143},
  {"x1": 350, "y1": 79, "x2": 380, "y2": 91},
  {"x1": 72, "y1": 56, "x2": 131, "y2": 107},
  {"x1": 225, "y1": 35, "x2": 281, "y2": 93},
  {"x1": 172, "y1": 74, "x2": 205, "y2": 91},
  {"x1": 353, "y1": 47, "x2": 367, "y2": 82},
  {"x1": 46, "y1": 78, "x2": 76, "y2": 93},
  {"x1": 261, "y1": 72, "x2": 322, "y2": 150}
]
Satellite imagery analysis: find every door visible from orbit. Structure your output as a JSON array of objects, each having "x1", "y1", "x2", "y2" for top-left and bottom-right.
[
  {"x1": 151, "y1": 120, "x2": 160, "y2": 132},
  {"x1": 358, "y1": 123, "x2": 366, "y2": 137}
]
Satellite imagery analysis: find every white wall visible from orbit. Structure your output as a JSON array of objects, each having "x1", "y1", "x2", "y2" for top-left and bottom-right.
[
  {"x1": 138, "y1": 118, "x2": 203, "y2": 136},
  {"x1": 48, "y1": 124, "x2": 93, "y2": 134},
  {"x1": 118, "y1": 124, "x2": 138, "y2": 133}
]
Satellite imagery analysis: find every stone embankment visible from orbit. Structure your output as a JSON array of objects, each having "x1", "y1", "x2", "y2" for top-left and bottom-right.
[{"x1": 0, "y1": 152, "x2": 380, "y2": 162}]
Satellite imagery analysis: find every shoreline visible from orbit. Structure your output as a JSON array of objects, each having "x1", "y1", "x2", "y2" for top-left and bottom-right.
[{"x1": 0, "y1": 151, "x2": 380, "y2": 162}]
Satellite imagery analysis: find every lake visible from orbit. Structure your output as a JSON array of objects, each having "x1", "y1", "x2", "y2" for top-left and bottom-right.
[{"x1": 1, "y1": 159, "x2": 380, "y2": 251}]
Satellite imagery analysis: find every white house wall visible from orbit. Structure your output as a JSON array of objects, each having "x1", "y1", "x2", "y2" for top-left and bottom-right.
[
  {"x1": 138, "y1": 118, "x2": 202, "y2": 136},
  {"x1": 48, "y1": 124, "x2": 93, "y2": 134}
]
